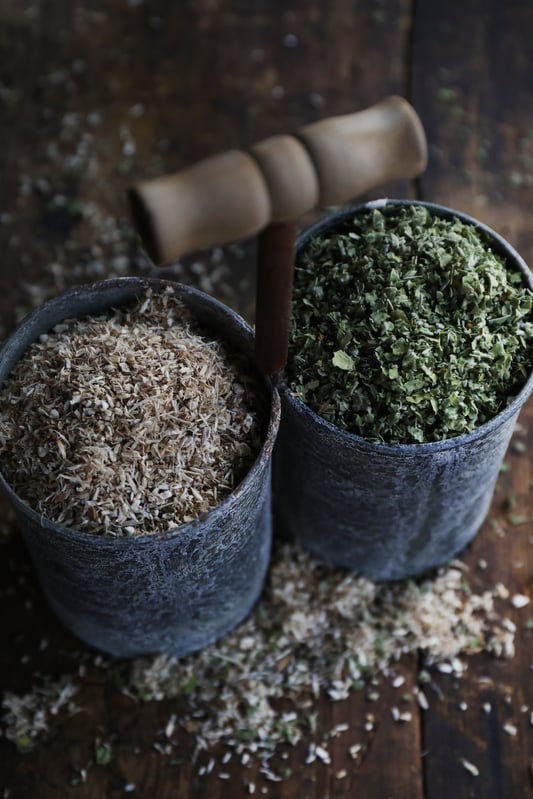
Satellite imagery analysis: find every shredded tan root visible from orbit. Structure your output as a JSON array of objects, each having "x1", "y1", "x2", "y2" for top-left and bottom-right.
[{"x1": 0, "y1": 289, "x2": 263, "y2": 536}]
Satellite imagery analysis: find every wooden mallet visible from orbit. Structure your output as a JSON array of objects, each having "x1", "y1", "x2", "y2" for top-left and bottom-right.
[{"x1": 129, "y1": 96, "x2": 427, "y2": 375}]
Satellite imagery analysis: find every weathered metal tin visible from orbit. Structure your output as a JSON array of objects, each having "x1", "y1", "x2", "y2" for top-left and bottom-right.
[
  {"x1": 0, "y1": 277, "x2": 280, "y2": 657},
  {"x1": 273, "y1": 200, "x2": 533, "y2": 580}
]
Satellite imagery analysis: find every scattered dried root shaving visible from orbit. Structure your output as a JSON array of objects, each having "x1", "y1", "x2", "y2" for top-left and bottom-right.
[
  {"x1": 128, "y1": 543, "x2": 516, "y2": 759},
  {"x1": 0, "y1": 544, "x2": 517, "y2": 757},
  {"x1": 0, "y1": 289, "x2": 263, "y2": 536},
  {"x1": 2, "y1": 676, "x2": 79, "y2": 752}
]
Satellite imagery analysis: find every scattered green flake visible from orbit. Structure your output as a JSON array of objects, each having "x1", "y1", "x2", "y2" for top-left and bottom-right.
[
  {"x1": 95, "y1": 742, "x2": 113, "y2": 766},
  {"x1": 512, "y1": 440, "x2": 527, "y2": 454},
  {"x1": 509, "y1": 171, "x2": 524, "y2": 188},
  {"x1": 15, "y1": 733, "x2": 34, "y2": 753},
  {"x1": 499, "y1": 462, "x2": 510, "y2": 473},
  {"x1": 116, "y1": 158, "x2": 135, "y2": 175},
  {"x1": 504, "y1": 494, "x2": 516, "y2": 511},
  {"x1": 437, "y1": 87, "x2": 459, "y2": 103},
  {"x1": 286, "y1": 205, "x2": 533, "y2": 443},
  {"x1": 306, "y1": 712, "x2": 318, "y2": 732},
  {"x1": 507, "y1": 514, "x2": 530, "y2": 526},
  {"x1": 183, "y1": 675, "x2": 199, "y2": 696},
  {"x1": 490, "y1": 519, "x2": 506, "y2": 536},
  {"x1": 281, "y1": 767, "x2": 293, "y2": 779}
]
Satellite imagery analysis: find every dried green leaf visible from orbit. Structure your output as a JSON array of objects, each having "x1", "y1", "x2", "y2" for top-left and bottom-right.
[
  {"x1": 286, "y1": 205, "x2": 533, "y2": 443},
  {"x1": 332, "y1": 350, "x2": 355, "y2": 371},
  {"x1": 95, "y1": 742, "x2": 112, "y2": 765}
]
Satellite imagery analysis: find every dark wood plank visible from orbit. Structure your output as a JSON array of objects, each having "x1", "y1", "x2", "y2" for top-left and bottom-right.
[
  {"x1": 411, "y1": 0, "x2": 533, "y2": 796},
  {"x1": 0, "y1": 2, "x2": 425, "y2": 798}
]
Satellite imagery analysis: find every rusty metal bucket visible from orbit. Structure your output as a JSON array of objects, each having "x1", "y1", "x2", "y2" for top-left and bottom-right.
[
  {"x1": 0, "y1": 277, "x2": 280, "y2": 657},
  {"x1": 272, "y1": 200, "x2": 533, "y2": 580}
]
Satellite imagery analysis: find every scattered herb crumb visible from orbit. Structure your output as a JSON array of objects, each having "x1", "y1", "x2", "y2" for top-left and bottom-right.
[
  {"x1": 512, "y1": 440, "x2": 528, "y2": 454},
  {"x1": 95, "y1": 741, "x2": 113, "y2": 765},
  {"x1": 507, "y1": 515, "x2": 530, "y2": 526}
]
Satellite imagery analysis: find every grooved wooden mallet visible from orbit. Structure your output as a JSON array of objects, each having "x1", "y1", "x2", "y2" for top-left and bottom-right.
[{"x1": 129, "y1": 96, "x2": 427, "y2": 374}]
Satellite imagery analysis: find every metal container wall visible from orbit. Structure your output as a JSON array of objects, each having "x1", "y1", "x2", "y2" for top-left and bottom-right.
[
  {"x1": 0, "y1": 277, "x2": 280, "y2": 657},
  {"x1": 273, "y1": 201, "x2": 533, "y2": 580}
]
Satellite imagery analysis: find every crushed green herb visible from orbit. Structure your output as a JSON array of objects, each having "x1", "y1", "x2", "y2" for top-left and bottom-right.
[
  {"x1": 286, "y1": 205, "x2": 533, "y2": 443},
  {"x1": 95, "y1": 741, "x2": 113, "y2": 765}
]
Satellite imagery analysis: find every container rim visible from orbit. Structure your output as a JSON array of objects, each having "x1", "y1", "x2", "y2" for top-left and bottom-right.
[
  {"x1": 0, "y1": 276, "x2": 281, "y2": 546},
  {"x1": 281, "y1": 198, "x2": 533, "y2": 455}
]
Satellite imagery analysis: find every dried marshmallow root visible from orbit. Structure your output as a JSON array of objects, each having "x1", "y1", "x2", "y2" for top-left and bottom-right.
[{"x1": 0, "y1": 289, "x2": 263, "y2": 536}]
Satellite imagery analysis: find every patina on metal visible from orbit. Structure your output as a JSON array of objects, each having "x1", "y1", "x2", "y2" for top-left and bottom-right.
[
  {"x1": 272, "y1": 201, "x2": 533, "y2": 580},
  {"x1": 0, "y1": 277, "x2": 280, "y2": 657}
]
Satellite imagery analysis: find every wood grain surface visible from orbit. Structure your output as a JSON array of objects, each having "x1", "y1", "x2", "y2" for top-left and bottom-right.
[{"x1": 1, "y1": 1, "x2": 532, "y2": 797}]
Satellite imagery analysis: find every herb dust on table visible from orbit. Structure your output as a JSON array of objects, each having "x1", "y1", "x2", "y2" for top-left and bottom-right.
[{"x1": 286, "y1": 206, "x2": 533, "y2": 444}]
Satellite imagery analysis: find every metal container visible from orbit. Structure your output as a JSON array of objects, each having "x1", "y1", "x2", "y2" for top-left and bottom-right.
[
  {"x1": 0, "y1": 277, "x2": 280, "y2": 657},
  {"x1": 273, "y1": 200, "x2": 533, "y2": 580}
]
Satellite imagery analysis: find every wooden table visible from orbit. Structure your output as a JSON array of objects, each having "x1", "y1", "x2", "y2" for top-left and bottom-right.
[{"x1": 1, "y1": 1, "x2": 532, "y2": 796}]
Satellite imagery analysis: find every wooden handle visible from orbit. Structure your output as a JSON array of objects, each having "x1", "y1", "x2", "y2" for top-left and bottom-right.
[
  {"x1": 129, "y1": 96, "x2": 427, "y2": 264},
  {"x1": 298, "y1": 95, "x2": 427, "y2": 205},
  {"x1": 254, "y1": 222, "x2": 298, "y2": 375}
]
